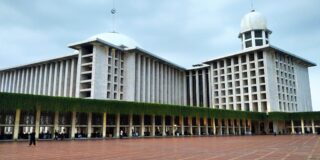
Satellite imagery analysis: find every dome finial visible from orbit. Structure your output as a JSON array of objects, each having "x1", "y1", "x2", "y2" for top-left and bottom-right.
[
  {"x1": 110, "y1": 0, "x2": 117, "y2": 32},
  {"x1": 250, "y1": 0, "x2": 254, "y2": 12}
]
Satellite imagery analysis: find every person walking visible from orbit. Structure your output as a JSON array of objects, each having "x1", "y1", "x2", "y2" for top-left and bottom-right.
[
  {"x1": 54, "y1": 130, "x2": 59, "y2": 140},
  {"x1": 120, "y1": 130, "x2": 123, "y2": 139},
  {"x1": 29, "y1": 131, "x2": 36, "y2": 146}
]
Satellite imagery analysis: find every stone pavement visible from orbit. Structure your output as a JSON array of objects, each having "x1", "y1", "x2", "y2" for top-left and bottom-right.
[{"x1": 0, "y1": 135, "x2": 319, "y2": 160}]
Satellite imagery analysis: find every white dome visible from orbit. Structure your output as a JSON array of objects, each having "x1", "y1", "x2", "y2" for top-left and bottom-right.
[
  {"x1": 88, "y1": 32, "x2": 141, "y2": 49},
  {"x1": 240, "y1": 10, "x2": 268, "y2": 33}
]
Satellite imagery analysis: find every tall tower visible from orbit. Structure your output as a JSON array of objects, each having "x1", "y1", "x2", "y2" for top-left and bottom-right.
[{"x1": 239, "y1": 10, "x2": 272, "y2": 50}]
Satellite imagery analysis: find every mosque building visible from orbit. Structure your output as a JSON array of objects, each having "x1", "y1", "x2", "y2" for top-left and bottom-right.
[{"x1": 0, "y1": 10, "x2": 318, "y2": 140}]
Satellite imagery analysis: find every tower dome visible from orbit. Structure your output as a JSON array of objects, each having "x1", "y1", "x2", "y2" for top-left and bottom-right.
[
  {"x1": 240, "y1": 10, "x2": 268, "y2": 34},
  {"x1": 88, "y1": 32, "x2": 141, "y2": 49},
  {"x1": 238, "y1": 10, "x2": 271, "y2": 50}
]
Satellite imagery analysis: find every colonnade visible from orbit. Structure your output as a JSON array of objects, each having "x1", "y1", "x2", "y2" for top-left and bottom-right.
[
  {"x1": 0, "y1": 109, "x2": 255, "y2": 140},
  {"x1": 1, "y1": 109, "x2": 318, "y2": 141}
]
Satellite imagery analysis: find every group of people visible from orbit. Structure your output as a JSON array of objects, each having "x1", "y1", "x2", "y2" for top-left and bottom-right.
[{"x1": 54, "y1": 129, "x2": 66, "y2": 140}]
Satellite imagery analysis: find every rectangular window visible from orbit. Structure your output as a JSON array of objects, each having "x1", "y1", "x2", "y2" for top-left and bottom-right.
[
  {"x1": 245, "y1": 41, "x2": 252, "y2": 48},
  {"x1": 245, "y1": 31, "x2": 251, "y2": 39},
  {"x1": 255, "y1": 40, "x2": 263, "y2": 46},
  {"x1": 255, "y1": 30, "x2": 262, "y2": 38}
]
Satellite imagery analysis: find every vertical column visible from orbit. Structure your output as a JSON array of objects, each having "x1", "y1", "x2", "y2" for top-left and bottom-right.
[
  {"x1": 162, "y1": 115, "x2": 166, "y2": 136},
  {"x1": 140, "y1": 114, "x2": 145, "y2": 137},
  {"x1": 151, "y1": 114, "x2": 155, "y2": 137},
  {"x1": 15, "y1": 70, "x2": 21, "y2": 93},
  {"x1": 180, "y1": 115, "x2": 184, "y2": 136},
  {"x1": 64, "y1": 60, "x2": 69, "y2": 97},
  {"x1": 29, "y1": 67, "x2": 34, "y2": 93},
  {"x1": 243, "y1": 119, "x2": 247, "y2": 134},
  {"x1": 197, "y1": 116, "x2": 201, "y2": 136},
  {"x1": 202, "y1": 69, "x2": 207, "y2": 107},
  {"x1": 20, "y1": 69, "x2": 25, "y2": 93},
  {"x1": 189, "y1": 71, "x2": 193, "y2": 106},
  {"x1": 69, "y1": 59, "x2": 75, "y2": 97},
  {"x1": 141, "y1": 56, "x2": 146, "y2": 102},
  {"x1": 35, "y1": 109, "x2": 41, "y2": 139},
  {"x1": 163, "y1": 66, "x2": 167, "y2": 104},
  {"x1": 225, "y1": 119, "x2": 229, "y2": 135},
  {"x1": 205, "y1": 117, "x2": 209, "y2": 135},
  {"x1": 87, "y1": 112, "x2": 92, "y2": 138},
  {"x1": 58, "y1": 61, "x2": 64, "y2": 96},
  {"x1": 24, "y1": 68, "x2": 29, "y2": 94},
  {"x1": 53, "y1": 62, "x2": 58, "y2": 96},
  {"x1": 212, "y1": 118, "x2": 216, "y2": 135},
  {"x1": 53, "y1": 111, "x2": 59, "y2": 133},
  {"x1": 115, "y1": 113, "x2": 120, "y2": 138},
  {"x1": 102, "y1": 112, "x2": 107, "y2": 138},
  {"x1": 238, "y1": 119, "x2": 241, "y2": 135},
  {"x1": 42, "y1": 64, "x2": 47, "y2": 95},
  {"x1": 312, "y1": 120, "x2": 316, "y2": 134},
  {"x1": 71, "y1": 111, "x2": 76, "y2": 139},
  {"x1": 38, "y1": 66, "x2": 43, "y2": 94},
  {"x1": 12, "y1": 71, "x2": 17, "y2": 93},
  {"x1": 291, "y1": 120, "x2": 295, "y2": 134},
  {"x1": 171, "y1": 115, "x2": 175, "y2": 136},
  {"x1": 183, "y1": 72, "x2": 187, "y2": 105},
  {"x1": 232, "y1": 119, "x2": 236, "y2": 135},
  {"x1": 248, "y1": 119, "x2": 252, "y2": 133},
  {"x1": 33, "y1": 67, "x2": 38, "y2": 94},
  {"x1": 219, "y1": 119, "x2": 223, "y2": 135},
  {"x1": 136, "y1": 54, "x2": 141, "y2": 102},
  {"x1": 188, "y1": 116, "x2": 193, "y2": 135},
  {"x1": 13, "y1": 109, "x2": 21, "y2": 140},
  {"x1": 195, "y1": 70, "x2": 199, "y2": 106},
  {"x1": 301, "y1": 119, "x2": 305, "y2": 134},
  {"x1": 128, "y1": 114, "x2": 133, "y2": 137}
]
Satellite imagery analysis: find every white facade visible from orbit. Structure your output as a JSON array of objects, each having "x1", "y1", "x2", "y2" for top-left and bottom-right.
[
  {"x1": 0, "y1": 55, "x2": 78, "y2": 97},
  {"x1": 0, "y1": 11, "x2": 315, "y2": 112}
]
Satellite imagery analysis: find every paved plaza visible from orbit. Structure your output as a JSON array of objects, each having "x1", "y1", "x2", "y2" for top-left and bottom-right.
[{"x1": 0, "y1": 135, "x2": 319, "y2": 160}]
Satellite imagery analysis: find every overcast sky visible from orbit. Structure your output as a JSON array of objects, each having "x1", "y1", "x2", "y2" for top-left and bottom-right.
[{"x1": 0, "y1": 0, "x2": 319, "y2": 110}]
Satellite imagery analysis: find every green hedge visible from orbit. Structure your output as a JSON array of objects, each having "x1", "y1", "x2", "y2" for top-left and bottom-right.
[
  {"x1": 0, "y1": 92, "x2": 266, "y2": 120},
  {"x1": 0, "y1": 92, "x2": 318, "y2": 121}
]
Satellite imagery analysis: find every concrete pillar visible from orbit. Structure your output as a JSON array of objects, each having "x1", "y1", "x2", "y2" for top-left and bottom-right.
[
  {"x1": 87, "y1": 112, "x2": 92, "y2": 138},
  {"x1": 197, "y1": 116, "x2": 201, "y2": 136},
  {"x1": 162, "y1": 115, "x2": 166, "y2": 136},
  {"x1": 232, "y1": 119, "x2": 236, "y2": 135},
  {"x1": 115, "y1": 113, "x2": 120, "y2": 138},
  {"x1": 243, "y1": 119, "x2": 247, "y2": 134},
  {"x1": 301, "y1": 119, "x2": 305, "y2": 134},
  {"x1": 151, "y1": 114, "x2": 155, "y2": 137},
  {"x1": 312, "y1": 120, "x2": 316, "y2": 134},
  {"x1": 53, "y1": 111, "x2": 59, "y2": 133},
  {"x1": 248, "y1": 119, "x2": 252, "y2": 133},
  {"x1": 225, "y1": 119, "x2": 229, "y2": 135},
  {"x1": 237, "y1": 119, "x2": 241, "y2": 135},
  {"x1": 180, "y1": 115, "x2": 184, "y2": 136},
  {"x1": 219, "y1": 119, "x2": 223, "y2": 135},
  {"x1": 140, "y1": 114, "x2": 145, "y2": 137},
  {"x1": 204, "y1": 117, "x2": 209, "y2": 135},
  {"x1": 273, "y1": 120, "x2": 279, "y2": 134},
  {"x1": 71, "y1": 111, "x2": 76, "y2": 139},
  {"x1": 189, "y1": 116, "x2": 193, "y2": 135},
  {"x1": 102, "y1": 112, "x2": 106, "y2": 138},
  {"x1": 129, "y1": 114, "x2": 133, "y2": 137},
  {"x1": 35, "y1": 109, "x2": 41, "y2": 139},
  {"x1": 212, "y1": 118, "x2": 216, "y2": 135},
  {"x1": 13, "y1": 109, "x2": 21, "y2": 140},
  {"x1": 171, "y1": 115, "x2": 175, "y2": 136},
  {"x1": 291, "y1": 120, "x2": 295, "y2": 134}
]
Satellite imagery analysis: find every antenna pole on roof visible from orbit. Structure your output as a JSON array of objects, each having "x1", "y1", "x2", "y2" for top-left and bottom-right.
[
  {"x1": 111, "y1": 0, "x2": 117, "y2": 32},
  {"x1": 251, "y1": 0, "x2": 255, "y2": 12}
]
